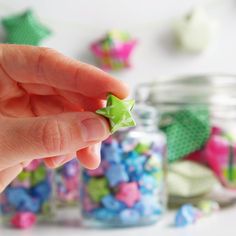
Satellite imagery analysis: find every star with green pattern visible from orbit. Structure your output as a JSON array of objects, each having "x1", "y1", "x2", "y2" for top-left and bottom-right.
[
  {"x1": 160, "y1": 106, "x2": 210, "y2": 162},
  {"x1": 2, "y1": 9, "x2": 51, "y2": 45},
  {"x1": 96, "y1": 94, "x2": 136, "y2": 133}
]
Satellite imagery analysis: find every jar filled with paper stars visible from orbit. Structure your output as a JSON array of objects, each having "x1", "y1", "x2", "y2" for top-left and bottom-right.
[{"x1": 80, "y1": 93, "x2": 167, "y2": 228}]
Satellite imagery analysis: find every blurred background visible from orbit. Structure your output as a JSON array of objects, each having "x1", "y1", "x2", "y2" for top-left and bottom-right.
[{"x1": 0, "y1": 0, "x2": 236, "y2": 89}]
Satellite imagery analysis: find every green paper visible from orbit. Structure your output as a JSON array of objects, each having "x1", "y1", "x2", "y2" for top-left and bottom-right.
[
  {"x1": 17, "y1": 170, "x2": 31, "y2": 182},
  {"x1": 31, "y1": 165, "x2": 47, "y2": 186},
  {"x1": 96, "y1": 94, "x2": 136, "y2": 133},
  {"x1": 134, "y1": 142, "x2": 150, "y2": 154},
  {"x1": 160, "y1": 106, "x2": 210, "y2": 162},
  {"x1": 87, "y1": 178, "x2": 110, "y2": 203},
  {"x1": 2, "y1": 9, "x2": 51, "y2": 45}
]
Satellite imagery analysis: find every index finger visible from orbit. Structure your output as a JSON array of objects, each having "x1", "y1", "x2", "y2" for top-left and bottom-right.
[{"x1": 0, "y1": 44, "x2": 129, "y2": 99}]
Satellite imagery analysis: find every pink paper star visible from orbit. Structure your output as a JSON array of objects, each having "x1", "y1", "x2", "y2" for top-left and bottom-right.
[{"x1": 116, "y1": 182, "x2": 140, "y2": 207}]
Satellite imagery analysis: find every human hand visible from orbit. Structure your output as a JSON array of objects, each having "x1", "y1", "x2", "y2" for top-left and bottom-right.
[{"x1": 0, "y1": 44, "x2": 129, "y2": 192}]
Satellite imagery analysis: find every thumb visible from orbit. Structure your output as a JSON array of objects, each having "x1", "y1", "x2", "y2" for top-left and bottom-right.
[{"x1": 0, "y1": 112, "x2": 109, "y2": 171}]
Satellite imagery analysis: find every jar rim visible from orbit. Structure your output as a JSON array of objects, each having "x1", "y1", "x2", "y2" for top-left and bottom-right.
[
  {"x1": 136, "y1": 74, "x2": 236, "y2": 108},
  {"x1": 135, "y1": 74, "x2": 236, "y2": 121}
]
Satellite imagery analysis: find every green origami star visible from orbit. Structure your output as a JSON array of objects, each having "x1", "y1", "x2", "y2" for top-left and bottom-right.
[
  {"x1": 87, "y1": 178, "x2": 110, "y2": 203},
  {"x1": 96, "y1": 94, "x2": 136, "y2": 133},
  {"x1": 2, "y1": 9, "x2": 51, "y2": 46}
]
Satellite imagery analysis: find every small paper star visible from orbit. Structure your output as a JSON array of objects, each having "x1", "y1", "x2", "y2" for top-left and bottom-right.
[
  {"x1": 87, "y1": 178, "x2": 110, "y2": 203},
  {"x1": 2, "y1": 9, "x2": 51, "y2": 46},
  {"x1": 105, "y1": 163, "x2": 129, "y2": 187},
  {"x1": 96, "y1": 94, "x2": 136, "y2": 133},
  {"x1": 116, "y1": 182, "x2": 140, "y2": 207}
]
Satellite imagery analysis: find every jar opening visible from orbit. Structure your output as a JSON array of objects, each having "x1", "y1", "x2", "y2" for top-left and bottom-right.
[{"x1": 136, "y1": 74, "x2": 236, "y2": 121}]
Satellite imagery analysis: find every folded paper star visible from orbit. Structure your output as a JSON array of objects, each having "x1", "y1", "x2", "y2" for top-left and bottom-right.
[
  {"x1": 173, "y1": 7, "x2": 217, "y2": 53},
  {"x1": 96, "y1": 94, "x2": 136, "y2": 133},
  {"x1": 90, "y1": 30, "x2": 137, "y2": 71},
  {"x1": 2, "y1": 9, "x2": 51, "y2": 45},
  {"x1": 160, "y1": 107, "x2": 210, "y2": 162}
]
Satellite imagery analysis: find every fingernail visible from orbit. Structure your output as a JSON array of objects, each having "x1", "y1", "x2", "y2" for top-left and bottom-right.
[
  {"x1": 51, "y1": 156, "x2": 67, "y2": 167},
  {"x1": 81, "y1": 118, "x2": 108, "y2": 142},
  {"x1": 93, "y1": 143, "x2": 101, "y2": 156},
  {"x1": 88, "y1": 143, "x2": 101, "y2": 156}
]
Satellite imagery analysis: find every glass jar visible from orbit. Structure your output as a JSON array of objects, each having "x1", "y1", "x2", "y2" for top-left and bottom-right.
[
  {"x1": 55, "y1": 159, "x2": 80, "y2": 206},
  {"x1": 142, "y1": 74, "x2": 236, "y2": 188},
  {"x1": 0, "y1": 160, "x2": 53, "y2": 228},
  {"x1": 54, "y1": 159, "x2": 80, "y2": 224},
  {"x1": 80, "y1": 103, "x2": 167, "y2": 227}
]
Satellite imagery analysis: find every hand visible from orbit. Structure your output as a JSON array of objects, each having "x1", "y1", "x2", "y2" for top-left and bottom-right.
[{"x1": 0, "y1": 44, "x2": 129, "y2": 192}]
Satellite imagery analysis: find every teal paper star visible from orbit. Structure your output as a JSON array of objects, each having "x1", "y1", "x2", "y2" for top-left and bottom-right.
[
  {"x1": 2, "y1": 9, "x2": 51, "y2": 46},
  {"x1": 96, "y1": 94, "x2": 136, "y2": 133}
]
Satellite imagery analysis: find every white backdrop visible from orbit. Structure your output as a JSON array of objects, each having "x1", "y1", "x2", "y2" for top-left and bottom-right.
[{"x1": 0, "y1": 0, "x2": 235, "y2": 91}]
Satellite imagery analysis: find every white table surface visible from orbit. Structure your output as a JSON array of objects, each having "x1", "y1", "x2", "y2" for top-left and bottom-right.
[{"x1": 1, "y1": 205, "x2": 236, "y2": 236}]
